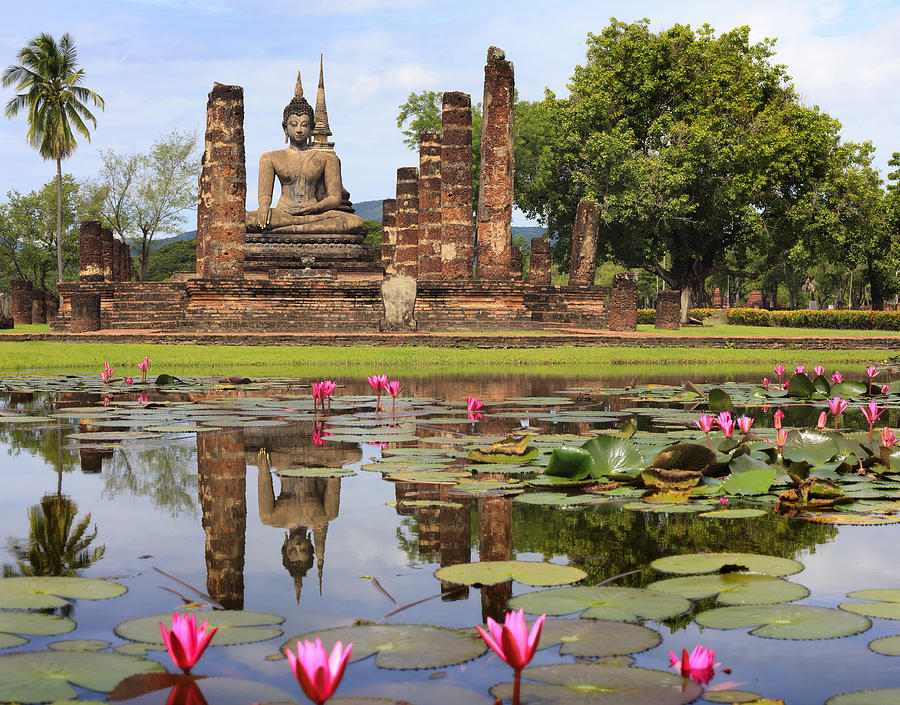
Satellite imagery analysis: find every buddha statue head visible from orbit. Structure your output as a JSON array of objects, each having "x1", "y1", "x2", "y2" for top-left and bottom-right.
[{"x1": 282, "y1": 72, "x2": 315, "y2": 147}]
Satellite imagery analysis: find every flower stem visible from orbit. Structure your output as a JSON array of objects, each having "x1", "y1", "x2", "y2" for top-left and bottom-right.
[{"x1": 513, "y1": 668, "x2": 521, "y2": 705}]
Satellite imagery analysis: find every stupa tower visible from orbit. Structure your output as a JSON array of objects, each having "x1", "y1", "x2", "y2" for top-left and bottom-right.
[{"x1": 311, "y1": 55, "x2": 334, "y2": 152}]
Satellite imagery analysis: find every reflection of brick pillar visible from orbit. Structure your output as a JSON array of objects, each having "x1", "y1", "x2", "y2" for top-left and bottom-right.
[
  {"x1": 510, "y1": 244, "x2": 523, "y2": 281},
  {"x1": 10, "y1": 280, "x2": 33, "y2": 325},
  {"x1": 197, "y1": 83, "x2": 247, "y2": 279},
  {"x1": 440, "y1": 92, "x2": 474, "y2": 279},
  {"x1": 476, "y1": 48, "x2": 514, "y2": 281},
  {"x1": 478, "y1": 496, "x2": 513, "y2": 623},
  {"x1": 30, "y1": 289, "x2": 47, "y2": 324},
  {"x1": 394, "y1": 481, "x2": 418, "y2": 516},
  {"x1": 198, "y1": 431, "x2": 247, "y2": 610},
  {"x1": 381, "y1": 199, "x2": 397, "y2": 270},
  {"x1": 69, "y1": 293, "x2": 101, "y2": 332},
  {"x1": 569, "y1": 200, "x2": 600, "y2": 286},
  {"x1": 417, "y1": 129, "x2": 442, "y2": 279},
  {"x1": 439, "y1": 488, "x2": 470, "y2": 602},
  {"x1": 101, "y1": 227, "x2": 115, "y2": 282},
  {"x1": 79, "y1": 449, "x2": 106, "y2": 473},
  {"x1": 394, "y1": 167, "x2": 419, "y2": 278},
  {"x1": 608, "y1": 272, "x2": 638, "y2": 331},
  {"x1": 418, "y1": 505, "x2": 441, "y2": 557},
  {"x1": 529, "y1": 237, "x2": 551, "y2": 285},
  {"x1": 655, "y1": 289, "x2": 681, "y2": 330},
  {"x1": 79, "y1": 221, "x2": 104, "y2": 282}
]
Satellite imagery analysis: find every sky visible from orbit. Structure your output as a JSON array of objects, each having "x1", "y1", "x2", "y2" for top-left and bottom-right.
[{"x1": 1, "y1": 0, "x2": 899, "y2": 229}]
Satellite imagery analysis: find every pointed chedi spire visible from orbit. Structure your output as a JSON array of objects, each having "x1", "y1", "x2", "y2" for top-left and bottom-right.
[
  {"x1": 312, "y1": 54, "x2": 334, "y2": 151},
  {"x1": 313, "y1": 523, "x2": 327, "y2": 595}
]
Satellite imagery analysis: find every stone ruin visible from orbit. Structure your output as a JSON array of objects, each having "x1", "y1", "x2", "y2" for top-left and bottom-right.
[{"x1": 52, "y1": 49, "x2": 638, "y2": 334}]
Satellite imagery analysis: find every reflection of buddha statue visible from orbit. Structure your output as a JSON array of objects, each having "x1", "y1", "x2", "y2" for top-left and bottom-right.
[{"x1": 245, "y1": 62, "x2": 363, "y2": 236}]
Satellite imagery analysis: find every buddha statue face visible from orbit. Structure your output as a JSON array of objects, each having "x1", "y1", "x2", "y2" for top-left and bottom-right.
[{"x1": 285, "y1": 112, "x2": 312, "y2": 148}]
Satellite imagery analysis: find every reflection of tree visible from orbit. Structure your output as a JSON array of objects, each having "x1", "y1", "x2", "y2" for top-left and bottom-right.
[
  {"x1": 103, "y1": 441, "x2": 198, "y2": 518},
  {"x1": 4, "y1": 494, "x2": 104, "y2": 577}
]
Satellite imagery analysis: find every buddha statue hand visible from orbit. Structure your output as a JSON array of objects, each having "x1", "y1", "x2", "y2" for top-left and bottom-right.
[{"x1": 256, "y1": 205, "x2": 271, "y2": 230}]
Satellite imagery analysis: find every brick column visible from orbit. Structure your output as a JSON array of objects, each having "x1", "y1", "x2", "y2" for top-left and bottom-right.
[
  {"x1": 509, "y1": 243, "x2": 523, "y2": 281},
  {"x1": 10, "y1": 280, "x2": 33, "y2": 325},
  {"x1": 30, "y1": 289, "x2": 47, "y2": 324},
  {"x1": 475, "y1": 48, "x2": 514, "y2": 281},
  {"x1": 529, "y1": 237, "x2": 551, "y2": 285},
  {"x1": 655, "y1": 289, "x2": 681, "y2": 330},
  {"x1": 120, "y1": 241, "x2": 132, "y2": 282},
  {"x1": 198, "y1": 431, "x2": 247, "y2": 610},
  {"x1": 394, "y1": 167, "x2": 419, "y2": 278},
  {"x1": 79, "y1": 221, "x2": 104, "y2": 282},
  {"x1": 568, "y1": 199, "x2": 601, "y2": 286},
  {"x1": 381, "y1": 198, "x2": 397, "y2": 270},
  {"x1": 0, "y1": 294, "x2": 13, "y2": 329},
  {"x1": 45, "y1": 292, "x2": 59, "y2": 321},
  {"x1": 69, "y1": 292, "x2": 101, "y2": 332},
  {"x1": 608, "y1": 272, "x2": 638, "y2": 331},
  {"x1": 440, "y1": 92, "x2": 474, "y2": 279},
  {"x1": 197, "y1": 83, "x2": 247, "y2": 279},
  {"x1": 417, "y1": 129, "x2": 442, "y2": 279},
  {"x1": 100, "y1": 227, "x2": 114, "y2": 282}
]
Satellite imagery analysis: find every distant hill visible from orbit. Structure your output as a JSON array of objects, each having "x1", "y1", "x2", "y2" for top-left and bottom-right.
[{"x1": 150, "y1": 230, "x2": 196, "y2": 250}]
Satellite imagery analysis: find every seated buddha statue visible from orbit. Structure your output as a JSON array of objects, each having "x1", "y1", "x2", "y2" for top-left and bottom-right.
[{"x1": 245, "y1": 71, "x2": 364, "y2": 235}]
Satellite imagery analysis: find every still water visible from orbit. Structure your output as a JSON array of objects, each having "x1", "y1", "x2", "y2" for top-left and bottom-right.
[{"x1": 2, "y1": 372, "x2": 900, "y2": 704}]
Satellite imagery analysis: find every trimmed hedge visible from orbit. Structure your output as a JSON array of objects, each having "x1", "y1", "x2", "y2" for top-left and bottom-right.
[
  {"x1": 726, "y1": 308, "x2": 900, "y2": 330},
  {"x1": 637, "y1": 308, "x2": 715, "y2": 324}
]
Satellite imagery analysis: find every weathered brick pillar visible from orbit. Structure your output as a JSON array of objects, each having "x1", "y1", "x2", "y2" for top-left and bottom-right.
[
  {"x1": 439, "y1": 489, "x2": 470, "y2": 602},
  {"x1": 79, "y1": 220, "x2": 104, "y2": 282},
  {"x1": 0, "y1": 294, "x2": 12, "y2": 329},
  {"x1": 381, "y1": 199, "x2": 397, "y2": 270},
  {"x1": 440, "y1": 91, "x2": 474, "y2": 279},
  {"x1": 197, "y1": 83, "x2": 247, "y2": 279},
  {"x1": 568, "y1": 199, "x2": 601, "y2": 286},
  {"x1": 608, "y1": 272, "x2": 638, "y2": 331},
  {"x1": 394, "y1": 167, "x2": 419, "y2": 278},
  {"x1": 417, "y1": 129, "x2": 442, "y2": 279},
  {"x1": 30, "y1": 289, "x2": 47, "y2": 324},
  {"x1": 100, "y1": 227, "x2": 114, "y2": 282},
  {"x1": 10, "y1": 280, "x2": 33, "y2": 325},
  {"x1": 656, "y1": 289, "x2": 681, "y2": 330},
  {"x1": 510, "y1": 243, "x2": 523, "y2": 281},
  {"x1": 475, "y1": 47, "x2": 514, "y2": 281},
  {"x1": 478, "y1": 496, "x2": 512, "y2": 623},
  {"x1": 529, "y1": 237, "x2": 551, "y2": 285},
  {"x1": 45, "y1": 292, "x2": 58, "y2": 321},
  {"x1": 69, "y1": 292, "x2": 101, "y2": 332},
  {"x1": 198, "y1": 431, "x2": 247, "y2": 610},
  {"x1": 119, "y1": 241, "x2": 132, "y2": 282}
]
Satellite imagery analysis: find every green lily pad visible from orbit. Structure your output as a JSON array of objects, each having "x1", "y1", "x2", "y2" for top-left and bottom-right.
[
  {"x1": 115, "y1": 610, "x2": 283, "y2": 646},
  {"x1": 0, "y1": 577, "x2": 127, "y2": 609},
  {"x1": 283, "y1": 624, "x2": 486, "y2": 670},
  {"x1": 514, "y1": 492, "x2": 614, "y2": 506},
  {"x1": 623, "y1": 502, "x2": 709, "y2": 514},
  {"x1": 698, "y1": 508, "x2": 767, "y2": 519},
  {"x1": 722, "y1": 468, "x2": 776, "y2": 496},
  {"x1": 702, "y1": 691, "x2": 765, "y2": 703},
  {"x1": 537, "y1": 618, "x2": 661, "y2": 657},
  {"x1": 525, "y1": 476, "x2": 595, "y2": 488},
  {"x1": 840, "y1": 590, "x2": 900, "y2": 620},
  {"x1": 467, "y1": 447, "x2": 540, "y2": 464},
  {"x1": 580, "y1": 436, "x2": 645, "y2": 478},
  {"x1": 277, "y1": 467, "x2": 357, "y2": 478},
  {"x1": 708, "y1": 388, "x2": 733, "y2": 412},
  {"x1": 508, "y1": 586, "x2": 690, "y2": 621},
  {"x1": 868, "y1": 635, "x2": 900, "y2": 655},
  {"x1": 826, "y1": 689, "x2": 900, "y2": 705},
  {"x1": 830, "y1": 381, "x2": 868, "y2": 398},
  {"x1": 650, "y1": 552, "x2": 804, "y2": 577},
  {"x1": 434, "y1": 560, "x2": 586, "y2": 587},
  {"x1": 0, "y1": 415, "x2": 54, "y2": 423},
  {"x1": 646, "y1": 573, "x2": 809, "y2": 605},
  {"x1": 0, "y1": 612, "x2": 75, "y2": 649},
  {"x1": 490, "y1": 663, "x2": 702, "y2": 705},
  {"x1": 782, "y1": 430, "x2": 840, "y2": 466},
  {"x1": 0, "y1": 651, "x2": 164, "y2": 703},
  {"x1": 787, "y1": 373, "x2": 815, "y2": 398},
  {"x1": 48, "y1": 639, "x2": 110, "y2": 652},
  {"x1": 545, "y1": 446, "x2": 595, "y2": 479},
  {"x1": 696, "y1": 604, "x2": 871, "y2": 639}
]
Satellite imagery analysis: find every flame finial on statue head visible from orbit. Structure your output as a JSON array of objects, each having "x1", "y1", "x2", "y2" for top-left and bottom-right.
[{"x1": 294, "y1": 70, "x2": 304, "y2": 99}]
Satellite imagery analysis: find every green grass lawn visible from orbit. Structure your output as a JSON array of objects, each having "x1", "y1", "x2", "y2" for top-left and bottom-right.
[{"x1": 637, "y1": 323, "x2": 900, "y2": 337}]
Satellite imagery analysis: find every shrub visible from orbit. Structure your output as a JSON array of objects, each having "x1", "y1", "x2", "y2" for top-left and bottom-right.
[
  {"x1": 726, "y1": 308, "x2": 900, "y2": 330},
  {"x1": 726, "y1": 308, "x2": 771, "y2": 326},
  {"x1": 637, "y1": 308, "x2": 717, "y2": 324}
]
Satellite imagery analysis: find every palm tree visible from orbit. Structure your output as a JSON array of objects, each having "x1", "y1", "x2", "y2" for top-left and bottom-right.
[{"x1": 3, "y1": 33, "x2": 104, "y2": 293}]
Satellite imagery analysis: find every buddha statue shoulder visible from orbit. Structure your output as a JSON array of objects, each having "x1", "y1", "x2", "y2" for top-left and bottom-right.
[{"x1": 246, "y1": 66, "x2": 363, "y2": 235}]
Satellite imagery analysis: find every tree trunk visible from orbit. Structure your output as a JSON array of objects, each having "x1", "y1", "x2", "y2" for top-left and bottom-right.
[
  {"x1": 867, "y1": 258, "x2": 886, "y2": 311},
  {"x1": 56, "y1": 158, "x2": 64, "y2": 304}
]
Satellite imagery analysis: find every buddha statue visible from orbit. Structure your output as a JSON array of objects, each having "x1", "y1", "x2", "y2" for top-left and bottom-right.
[{"x1": 245, "y1": 64, "x2": 363, "y2": 235}]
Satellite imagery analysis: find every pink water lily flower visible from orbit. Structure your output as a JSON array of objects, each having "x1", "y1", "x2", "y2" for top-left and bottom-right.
[
  {"x1": 476, "y1": 609, "x2": 546, "y2": 705},
  {"x1": 736, "y1": 416, "x2": 753, "y2": 435},
  {"x1": 881, "y1": 384, "x2": 891, "y2": 395},
  {"x1": 814, "y1": 365, "x2": 825, "y2": 377},
  {"x1": 794, "y1": 365, "x2": 806, "y2": 375},
  {"x1": 774, "y1": 364, "x2": 786, "y2": 388},
  {"x1": 669, "y1": 645, "x2": 721, "y2": 686},
  {"x1": 816, "y1": 411, "x2": 828, "y2": 430},
  {"x1": 696, "y1": 413, "x2": 714, "y2": 448},
  {"x1": 467, "y1": 396, "x2": 484, "y2": 412},
  {"x1": 773, "y1": 409, "x2": 785, "y2": 430},
  {"x1": 776, "y1": 428, "x2": 787, "y2": 454},
  {"x1": 137, "y1": 356, "x2": 150, "y2": 383},
  {"x1": 881, "y1": 427, "x2": 897, "y2": 448},
  {"x1": 159, "y1": 612, "x2": 218, "y2": 674},
  {"x1": 866, "y1": 366, "x2": 880, "y2": 380},
  {"x1": 828, "y1": 397, "x2": 849, "y2": 431},
  {"x1": 368, "y1": 374, "x2": 389, "y2": 412},
  {"x1": 715, "y1": 411, "x2": 734, "y2": 439},
  {"x1": 831, "y1": 372, "x2": 844, "y2": 384},
  {"x1": 861, "y1": 401, "x2": 885, "y2": 443},
  {"x1": 385, "y1": 380, "x2": 401, "y2": 414},
  {"x1": 286, "y1": 638, "x2": 353, "y2": 705},
  {"x1": 125, "y1": 378, "x2": 133, "y2": 385},
  {"x1": 138, "y1": 393, "x2": 149, "y2": 403},
  {"x1": 761, "y1": 377, "x2": 770, "y2": 390},
  {"x1": 719, "y1": 497, "x2": 729, "y2": 505},
  {"x1": 100, "y1": 362, "x2": 114, "y2": 384}
]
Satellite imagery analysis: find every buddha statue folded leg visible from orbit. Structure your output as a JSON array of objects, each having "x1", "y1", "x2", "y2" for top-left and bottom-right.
[{"x1": 246, "y1": 209, "x2": 364, "y2": 234}]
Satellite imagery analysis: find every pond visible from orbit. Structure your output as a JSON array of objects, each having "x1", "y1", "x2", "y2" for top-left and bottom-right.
[{"x1": 1, "y1": 366, "x2": 900, "y2": 705}]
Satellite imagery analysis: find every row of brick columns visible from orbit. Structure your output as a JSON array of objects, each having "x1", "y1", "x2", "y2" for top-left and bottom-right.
[
  {"x1": 78, "y1": 221, "x2": 133, "y2": 283},
  {"x1": 9, "y1": 280, "x2": 58, "y2": 325}
]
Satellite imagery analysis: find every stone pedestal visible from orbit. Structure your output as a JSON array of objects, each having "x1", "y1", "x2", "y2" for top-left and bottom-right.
[
  {"x1": 30, "y1": 289, "x2": 47, "y2": 324},
  {"x1": 70, "y1": 292, "x2": 101, "y2": 332},
  {"x1": 475, "y1": 47, "x2": 514, "y2": 281},
  {"x1": 608, "y1": 272, "x2": 638, "y2": 331},
  {"x1": 712, "y1": 286, "x2": 723, "y2": 308},
  {"x1": 101, "y1": 227, "x2": 114, "y2": 282},
  {"x1": 79, "y1": 220, "x2": 104, "y2": 282},
  {"x1": 380, "y1": 273, "x2": 417, "y2": 331},
  {"x1": 197, "y1": 83, "x2": 247, "y2": 279},
  {"x1": 417, "y1": 129, "x2": 442, "y2": 279},
  {"x1": 529, "y1": 237, "x2": 551, "y2": 285},
  {"x1": 394, "y1": 167, "x2": 419, "y2": 278},
  {"x1": 569, "y1": 199, "x2": 600, "y2": 286},
  {"x1": 440, "y1": 91, "x2": 474, "y2": 279},
  {"x1": 655, "y1": 289, "x2": 681, "y2": 330},
  {"x1": 10, "y1": 279, "x2": 33, "y2": 325},
  {"x1": 381, "y1": 199, "x2": 397, "y2": 270},
  {"x1": 747, "y1": 290, "x2": 763, "y2": 308},
  {"x1": 0, "y1": 293, "x2": 12, "y2": 329}
]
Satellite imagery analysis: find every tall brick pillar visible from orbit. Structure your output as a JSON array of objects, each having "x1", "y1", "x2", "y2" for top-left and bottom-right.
[
  {"x1": 417, "y1": 129, "x2": 442, "y2": 279},
  {"x1": 568, "y1": 199, "x2": 601, "y2": 286},
  {"x1": 478, "y1": 496, "x2": 512, "y2": 623},
  {"x1": 475, "y1": 47, "x2": 515, "y2": 281},
  {"x1": 510, "y1": 244, "x2": 523, "y2": 281},
  {"x1": 79, "y1": 221, "x2": 104, "y2": 282},
  {"x1": 30, "y1": 289, "x2": 47, "y2": 324},
  {"x1": 608, "y1": 272, "x2": 638, "y2": 332},
  {"x1": 440, "y1": 92, "x2": 474, "y2": 279},
  {"x1": 69, "y1": 292, "x2": 101, "y2": 332},
  {"x1": 197, "y1": 83, "x2": 247, "y2": 279},
  {"x1": 45, "y1": 291, "x2": 59, "y2": 321},
  {"x1": 100, "y1": 227, "x2": 114, "y2": 282},
  {"x1": 656, "y1": 289, "x2": 681, "y2": 330},
  {"x1": 394, "y1": 167, "x2": 419, "y2": 278},
  {"x1": 381, "y1": 199, "x2": 397, "y2": 270},
  {"x1": 119, "y1": 241, "x2": 132, "y2": 282},
  {"x1": 529, "y1": 237, "x2": 551, "y2": 285},
  {"x1": 198, "y1": 431, "x2": 247, "y2": 610},
  {"x1": 10, "y1": 280, "x2": 33, "y2": 325}
]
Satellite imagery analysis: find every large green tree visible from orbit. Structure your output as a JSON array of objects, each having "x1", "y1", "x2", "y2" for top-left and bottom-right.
[{"x1": 3, "y1": 33, "x2": 104, "y2": 293}]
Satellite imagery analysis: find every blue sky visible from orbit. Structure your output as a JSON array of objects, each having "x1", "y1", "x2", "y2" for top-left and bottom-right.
[{"x1": 2, "y1": 0, "x2": 899, "y2": 228}]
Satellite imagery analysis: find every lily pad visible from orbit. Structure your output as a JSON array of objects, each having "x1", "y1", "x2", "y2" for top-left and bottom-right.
[
  {"x1": 868, "y1": 635, "x2": 900, "y2": 655},
  {"x1": 650, "y1": 552, "x2": 804, "y2": 577},
  {"x1": 840, "y1": 590, "x2": 900, "y2": 620},
  {"x1": 826, "y1": 689, "x2": 900, "y2": 705},
  {"x1": 580, "y1": 436, "x2": 645, "y2": 478},
  {"x1": 490, "y1": 663, "x2": 702, "y2": 705},
  {"x1": 434, "y1": 560, "x2": 586, "y2": 587},
  {"x1": 646, "y1": 573, "x2": 809, "y2": 605},
  {"x1": 283, "y1": 624, "x2": 486, "y2": 669},
  {"x1": 698, "y1": 508, "x2": 767, "y2": 519},
  {"x1": 702, "y1": 692, "x2": 765, "y2": 703},
  {"x1": 48, "y1": 639, "x2": 110, "y2": 651},
  {"x1": 721, "y1": 468, "x2": 776, "y2": 496},
  {"x1": 277, "y1": 468, "x2": 357, "y2": 478},
  {"x1": 708, "y1": 388, "x2": 733, "y2": 412},
  {"x1": 514, "y1": 492, "x2": 614, "y2": 506},
  {"x1": 537, "y1": 618, "x2": 661, "y2": 657},
  {"x1": 508, "y1": 585, "x2": 690, "y2": 621},
  {"x1": 0, "y1": 612, "x2": 75, "y2": 649},
  {"x1": 782, "y1": 430, "x2": 839, "y2": 466},
  {"x1": 695, "y1": 604, "x2": 871, "y2": 639},
  {"x1": 623, "y1": 502, "x2": 709, "y2": 514},
  {"x1": 525, "y1": 475, "x2": 595, "y2": 488},
  {"x1": 795, "y1": 512, "x2": 900, "y2": 525},
  {"x1": 115, "y1": 611, "x2": 283, "y2": 646},
  {"x1": 67, "y1": 431, "x2": 161, "y2": 441},
  {"x1": 0, "y1": 576, "x2": 127, "y2": 609}
]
